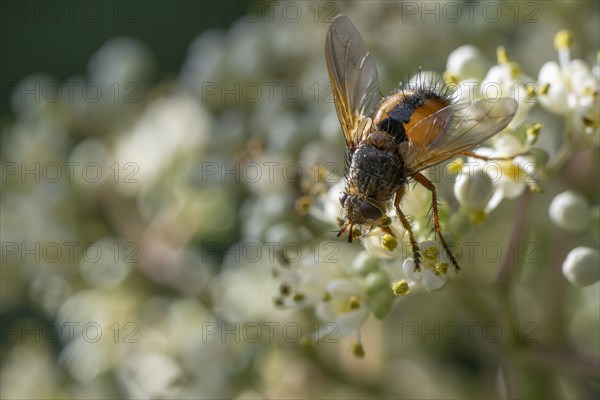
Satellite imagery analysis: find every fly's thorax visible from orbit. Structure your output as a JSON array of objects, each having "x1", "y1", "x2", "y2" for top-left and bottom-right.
[{"x1": 348, "y1": 141, "x2": 406, "y2": 201}]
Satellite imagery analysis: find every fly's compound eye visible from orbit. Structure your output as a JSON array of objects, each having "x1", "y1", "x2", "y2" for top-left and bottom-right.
[
  {"x1": 339, "y1": 192, "x2": 348, "y2": 206},
  {"x1": 359, "y1": 201, "x2": 383, "y2": 221}
]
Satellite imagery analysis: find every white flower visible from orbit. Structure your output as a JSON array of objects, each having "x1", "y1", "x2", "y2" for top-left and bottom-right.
[
  {"x1": 114, "y1": 93, "x2": 209, "y2": 195},
  {"x1": 313, "y1": 176, "x2": 406, "y2": 260},
  {"x1": 455, "y1": 133, "x2": 537, "y2": 214},
  {"x1": 278, "y1": 260, "x2": 342, "y2": 307},
  {"x1": 454, "y1": 161, "x2": 496, "y2": 213},
  {"x1": 117, "y1": 352, "x2": 182, "y2": 399},
  {"x1": 211, "y1": 242, "x2": 286, "y2": 323},
  {"x1": 480, "y1": 48, "x2": 535, "y2": 128},
  {"x1": 315, "y1": 278, "x2": 370, "y2": 336},
  {"x1": 401, "y1": 241, "x2": 454, "y2": 292},
  {"x1": 9, "y1": 74, "x2": 64, "y2": 119},
  {"x1": 361, "y1": 183, "x2": 433, "y2": 260},
  {"x1": 538, "y1": 30, "x2": 599, "y2": 141},
  {"x1": 549, "y1": 190, "x2": 590, "y2": 233},
  {"x1": 58, "y1": 338, "x2": 109, "y2": 384},
  {"x1": 275, "y1": 241, "x2": 395, "y2": 338},
  {"x1": 562, "y1": 247, "x2": 600, "y2": 287},
  {"x1": 309, "y1": 178, "x2": 345, "y2": 227},
  {"x1": 445, "y1": 45, "x2": 489, "y2": 82},
  {"x1": 352, "y1": 251, "x2": 380, "y2": 276},
  {"x1": 360, "y1": 220, "x2": 408, "y2": 260},
  {"x1": 68, "y1": 139, "x2": 113, "y2": 187},
  {"x1": 179, "y1": 30, "x2": 226, "y2": 93},
  {"x1": 274, "y1": 254, "x2": 371, "y2": 339},
  {"x1": 78, "y1": 237, "x2": 132, "y2": 289},
  {"x1": 88, "y1": 37, "x2": 154, "y2": 86}
]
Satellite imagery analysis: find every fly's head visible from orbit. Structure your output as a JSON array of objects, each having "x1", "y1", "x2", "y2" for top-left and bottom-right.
[{"x1": 337, "y1": 192, "x2": 390, "y2": 242}]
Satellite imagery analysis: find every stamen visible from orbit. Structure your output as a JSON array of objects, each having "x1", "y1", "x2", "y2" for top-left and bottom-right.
[
  {"x1": 496, "y1": 46, "x2": 510, "y2": 64},
  {"x1": 554, "y1": 30, "x2": 572, "y2": 69}
]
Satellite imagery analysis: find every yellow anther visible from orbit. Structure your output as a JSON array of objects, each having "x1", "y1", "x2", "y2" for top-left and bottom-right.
[
  {"x1": 423, "y1": 245, "x2": 439, "y2": 260},
  {"x1": 443, "y1": 71, "x2": 460, "y2": 86},
  {"x1": 352, "y1": 342, "x2": 365, "y2": 358},
  {"x1": 382, "y1": 234, "x2": 397, "y2": 251},
  {"x1": 293, "y1": 293, "x2": 305, "y2": 302},
  {"x1": 392, "y1": 280, "x2": 410, "y2": 296},
  {"x1": 294, "y1": 196, "x2": 311, "y2": 216},
  {"x1": 348, "y1": 295, "x2": 361, "y2": 309},
  {"x1": 470, "y1": 209, "x2": 487, "y2": 225},
  {"x1": 497, "y1": 46, "x2": 510, "y2": 64},
  {"x1": 436, "y1": 262, "x2": 449, "y2": 275},
  {"x1": 447, "y1": 158, "x2": 464, "y2": 174},
  {"x1": 529, "y1": 183, "x2": 544, "y2": 194},
  {"x1": 582, "y1": 86, "x2": 595, "y2": 97},
  {"x1": 508, "y1": 61, "x2": 521, "y2": 79},
  {"x1": 526, "y1": 123, "x2": 542, "y2": 145},
  {"x1": 554, "y1": 30, "x2": 573, "y2": 50}
]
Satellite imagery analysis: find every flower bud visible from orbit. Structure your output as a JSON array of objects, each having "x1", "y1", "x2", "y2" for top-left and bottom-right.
[
  {"x1": 352, "y1": 251, "x2": 379, "y2": 276},
  {"x1": 562, "y1": 247, "x2": 600, "y2": 287},
  {"x1": 365, "y1": 271, "x2": 391, "y2": 295},
  {"x1": 549, "y1": 191, "x2": 590, "y2": 233}
]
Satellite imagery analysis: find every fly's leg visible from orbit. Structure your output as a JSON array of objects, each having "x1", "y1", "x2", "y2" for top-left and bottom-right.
[
  {"x1": 394, "y1": 187, "x2": 421, "y2": 271},
  {"x1": 459, "y1": 151, "x2": 524, "y2": 162},
  {"x1": 337, "y1": 222, "x2": 354, "y2": 243},
  {"x1": 413, "y1": 172, "x2": 461, "y2": 272},
  {"x1": 460, "y1": 151, "x2": 539, "y2": 188}
]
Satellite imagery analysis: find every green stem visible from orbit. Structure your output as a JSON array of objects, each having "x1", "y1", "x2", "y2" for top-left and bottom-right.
[{"x1": 496, "y1": 189, "x2": 532, "y2": 286}]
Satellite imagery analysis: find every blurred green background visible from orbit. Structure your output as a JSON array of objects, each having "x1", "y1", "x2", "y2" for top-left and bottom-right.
[
  {"x1": 1, "y1": 0, "x2": 249, "y2": 116},
  {"x1": 1, "y1": 1, "x2": 599, "y2": 399}
]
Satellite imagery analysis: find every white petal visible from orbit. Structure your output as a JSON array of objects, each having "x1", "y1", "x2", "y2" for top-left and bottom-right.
[
  {"x1": 538, "y1": 62, "x2": 570, "y2": 115},
  {"x1": 538, "y1": 61, "x2": 561, "y2": 84},
  {"x1": 484, "y1": 189, "x2": 506, "y2": 213},
  {"x1": 446, "y1": 45, "x2": 488, "y2": 81},
  {"x1": 421, "y1": 269, "x2": 446, "y2": 292},
  {"x1": 497, "y1": 178, "x2": 526, "y2": 199},
  {"x1": 402, "y1": 258, "x2": 422, "y2": 282},
  {"x1": 326, "y1": 278, "x2": 363, "y2": 297},
  {"x1": 494, "y1": 133, "x2": 523, "y2": 155},
  {"x1": 454, "y1": 166, "x2": 494, "y2": 210},
  {"x1": 567, "y1": 59, "x2": 596, "y2": 96},
  {"x1": 334, "y1": 308, "x2": 370, "y2": 333}
]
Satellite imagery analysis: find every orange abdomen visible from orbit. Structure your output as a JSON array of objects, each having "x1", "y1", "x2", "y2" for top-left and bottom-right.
[{"x1": 373, "y1": 89, "x2": 450, "y2": 147}]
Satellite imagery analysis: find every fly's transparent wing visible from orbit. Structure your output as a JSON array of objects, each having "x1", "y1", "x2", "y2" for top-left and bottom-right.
[
  {"x1": 403, "y1": 98, "x2": 518, "y2": 172},
  {"x1": 325, "y1": 15, "x2": 382, "y2": 152}
]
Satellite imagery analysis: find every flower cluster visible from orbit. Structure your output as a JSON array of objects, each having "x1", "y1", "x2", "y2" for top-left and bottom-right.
[
  {"x1": 1, "y1": 3, "x2": 598, "y2": 398},
  {"x1": 279, "y1": 30, "x2": 599, "y2": 353}
]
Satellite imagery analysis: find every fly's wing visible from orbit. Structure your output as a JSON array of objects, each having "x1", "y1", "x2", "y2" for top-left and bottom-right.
[
  {"x1": 325, "y1": 15, "x2": 382, "y2": 153},
  {"x1": 402, "y1": 98, "x2": 518, "y2": 173}
]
